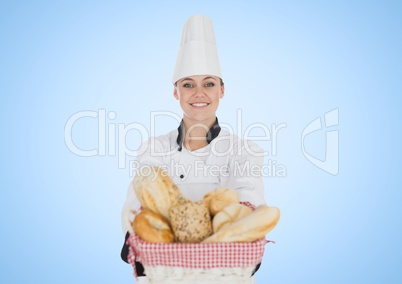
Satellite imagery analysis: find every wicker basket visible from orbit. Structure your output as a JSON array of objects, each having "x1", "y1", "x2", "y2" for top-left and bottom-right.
[{"x1": 127, "y1": 202, "x2": 270, "y2": 283}]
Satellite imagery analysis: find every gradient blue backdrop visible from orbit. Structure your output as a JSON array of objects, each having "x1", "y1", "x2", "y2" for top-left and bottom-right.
[{"x1": 1, "y1": 1, "x2": 401, "y2": 283}]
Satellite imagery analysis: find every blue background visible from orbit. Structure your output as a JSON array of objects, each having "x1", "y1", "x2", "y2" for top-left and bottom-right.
[{"x1": 1, "y1": 0, "x2": 401, "y2": 283}]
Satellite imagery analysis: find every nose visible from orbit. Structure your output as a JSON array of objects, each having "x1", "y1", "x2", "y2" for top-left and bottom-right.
[{"x1": 194, "y1": 86, "x2": 206, "y2": 98}]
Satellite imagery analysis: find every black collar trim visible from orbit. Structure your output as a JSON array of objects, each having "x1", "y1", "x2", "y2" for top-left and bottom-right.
[{"x1": 176, "y1": 118, "x2": 221, "y2": 151}]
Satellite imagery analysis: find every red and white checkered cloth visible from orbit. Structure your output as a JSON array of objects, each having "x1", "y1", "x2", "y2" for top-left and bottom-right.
[{"x1": 126, "y1": 202, "x2": 271, "y2": 278}]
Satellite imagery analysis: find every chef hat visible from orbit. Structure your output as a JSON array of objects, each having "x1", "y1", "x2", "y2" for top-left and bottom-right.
[{"x1": 172, "y1": 14, "x2": 222, "y2": 84}]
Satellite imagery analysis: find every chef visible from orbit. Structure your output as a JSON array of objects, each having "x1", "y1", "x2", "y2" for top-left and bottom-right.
[{"x1": 121, "y1": 14, "x2": 266, "y2": 284}]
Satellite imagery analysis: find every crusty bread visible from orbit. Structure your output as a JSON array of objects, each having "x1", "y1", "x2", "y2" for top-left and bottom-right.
[
  {"x1": 203, "y1": 205, "x2": 280, "y2": 243},
  {"x1": 169, "y1": 201, "x2": 213, "y2": 243},
  {"x1": 212, "y1": 203, "x2": 253, "y2": 233},
  {"x1": 133, "y1": 209, "x2": 174, "y2": 243},
  {"x1": 133, "y1": 166, "x2": 189, "y2": 220},
  {"x1": 203, "y1": 188, "x2": 240, "y2": 216}
]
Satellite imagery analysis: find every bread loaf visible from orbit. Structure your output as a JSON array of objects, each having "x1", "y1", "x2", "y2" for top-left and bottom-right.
[
  {"x1": 133, "y1": 209, "x2": 174, "y2": 243},
  {"x1": 212, "y1": 203, "x2": 253, "y2": 233},
  {"x1": 133, "y1": 166, "x2": 189, "y2": 220},
  {"x1": 203, "y1": 188, "x2": 240, "y2": 216},
  {"x1": 203, "y1": 205, "x2": 280, "y2": 243},
  {"x1": 169, "y1": 201, "x2": 213, "y2": 243}
]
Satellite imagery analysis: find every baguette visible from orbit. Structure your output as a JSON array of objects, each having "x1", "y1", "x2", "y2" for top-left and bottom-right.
[
  {"x1": 203, "y1": 205, "x2": 280, "y2": 243},
  {"x1": 203, "y1": 187, "x2": 240, "y2": 216},
  {"x1": 212, "y1": 203, "x2": 253, "y2": 233},
  {"x1": 133, "y1": 166, "x2": 189, "y2": 220}
]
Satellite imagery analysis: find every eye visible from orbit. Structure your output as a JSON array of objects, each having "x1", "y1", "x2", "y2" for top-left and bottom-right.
[
  {"x1": 205, "y1": 82, "x2": 215, "y2": 87},
  {"x1": 183, "y1": 83, "x2": 193, "y2": 88}
]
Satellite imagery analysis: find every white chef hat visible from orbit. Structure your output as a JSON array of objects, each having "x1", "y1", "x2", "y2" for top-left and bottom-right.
[{"x1": 172, "y1": 14, "x2": 222, "y2": 84}]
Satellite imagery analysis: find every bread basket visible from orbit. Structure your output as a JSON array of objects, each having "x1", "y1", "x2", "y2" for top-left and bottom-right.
[{"x1": 126, "y1": 202, "x2": 271, "y2": 283}]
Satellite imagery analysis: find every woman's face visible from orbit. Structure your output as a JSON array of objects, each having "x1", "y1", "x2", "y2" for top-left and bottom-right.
[{"x1": 173, "y1": 75, "x2": 224, "y2": 125}]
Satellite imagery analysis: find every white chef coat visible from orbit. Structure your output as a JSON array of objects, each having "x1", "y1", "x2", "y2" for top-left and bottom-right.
[
  {"x1": 121, "y1": 121, "x2": 266, "y2": 284},
  {"x1": 121, "y1": 126, "x2": 266, "y2": 233}
]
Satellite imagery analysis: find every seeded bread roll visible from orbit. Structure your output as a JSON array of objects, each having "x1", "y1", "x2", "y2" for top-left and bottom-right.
[
  {"x1": 133, "y1": 209, "x2": 174, "y2": 243},
  {"x1": 169, "y1": 202, "x2": 213, "y2": 243}
]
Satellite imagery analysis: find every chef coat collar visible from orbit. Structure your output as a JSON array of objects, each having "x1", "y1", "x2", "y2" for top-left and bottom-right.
[{"x1": 176, "y1": 118, "x2": 221, "y2": 151}]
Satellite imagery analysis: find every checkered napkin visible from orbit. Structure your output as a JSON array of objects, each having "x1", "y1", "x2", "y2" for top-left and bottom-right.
[{"x1": 126, "y1": 202, "x2": 269, "y2": 278}]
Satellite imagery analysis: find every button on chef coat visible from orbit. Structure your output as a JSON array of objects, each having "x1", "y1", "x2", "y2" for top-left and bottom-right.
[{"x1": 121, "y1": 124, "x2": 266, "y2": 234}]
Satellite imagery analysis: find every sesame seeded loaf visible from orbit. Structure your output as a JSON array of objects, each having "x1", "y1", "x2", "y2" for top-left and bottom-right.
[{"x1": 169, "y1": 201, "x2": 213, "y2": 243}]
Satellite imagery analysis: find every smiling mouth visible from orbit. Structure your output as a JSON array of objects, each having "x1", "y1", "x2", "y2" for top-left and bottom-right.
[{"x1": 190, "y1": 103, "x2": 210, "y2": 107}]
